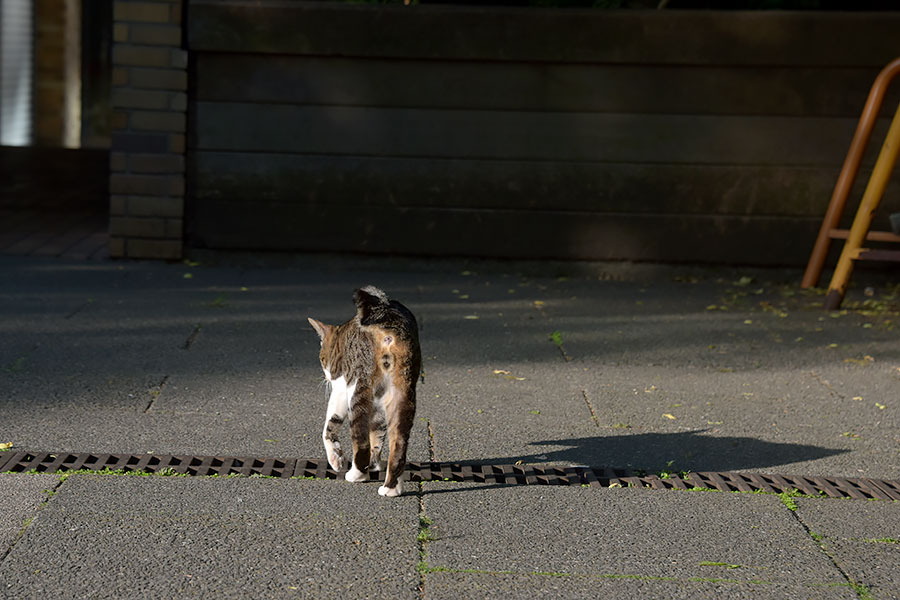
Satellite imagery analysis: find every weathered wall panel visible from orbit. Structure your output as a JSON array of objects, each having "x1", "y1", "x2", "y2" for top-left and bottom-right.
[
  {"x1": 194, "y1": 55, "x2": 900, "y2": 119},
  {"x1": 188, "y1": 3, "x2": 900, "y2": 67},
  {"x1": 194, "y1": 102, "x2": 881, "y2": 166},
  {"x1": 186, "y1": 2, "x2": 900, "y2": 264},
  {"x1": 189, "y1": 198, "x2": 825, "y2": 265},
  {"x1": 192, "y1": 152, "x2": 900, "y2": 218}
]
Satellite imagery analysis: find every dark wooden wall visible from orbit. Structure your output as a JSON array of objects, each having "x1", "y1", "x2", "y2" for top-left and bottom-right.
[{"x1": 186, "y1": 2, "x2": 900, "y2": 265}]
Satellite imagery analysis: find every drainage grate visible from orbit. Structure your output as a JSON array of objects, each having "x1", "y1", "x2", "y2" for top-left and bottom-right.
[{"x1": 1, "y1": 451, "x2": 898, "y2": 501}]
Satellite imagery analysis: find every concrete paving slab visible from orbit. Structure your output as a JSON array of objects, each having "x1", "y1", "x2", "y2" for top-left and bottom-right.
[
  {"x1": 424, "y1": 572, "x2": 859, "y2": 600},
  {"x1": 871, "y1": 585, "x2": 900, "y2": 600},
  {"x1": 0, "y1": 473, "x2": 58, "y2": 551},
  {"x1": 527, "y1": 274, "x2": 899, "y2": 372},
  {"x1": 417, "y1": 303, "x2": 563, "y2": 366},
  {"x1": 422, "y1": 484, "x2": 845, "y2": 586},
  {"x1": 804, "y1": 363, "x2": 900, "y2": 433},
  {"x1": 420, "y1": 363, "x2": 598, "y2": 466},
  {"x1": 0, "y1": 474, "x2": 420, "y2": 599},
  {"x1": 0, "y1": 261, "x2": 244, "y2": 414},
  {"x1": 570, "y1": 364, "x2": 896, "y2": 478},
  {"x1": 2, "y1": 404, "x2": 309, "y2": 457},
  {"x1": 2, "y1": 403, "x2": 432, "y2": 462},
  {"x1": 795, "y1": 497, "x2": 900, "y2": 541},
  {"x1": 795, "y1": 498, "x2": 900, "y2": 595},
  {"x1": 820, "y1": 540, "x2": 900, "y2": 598}
]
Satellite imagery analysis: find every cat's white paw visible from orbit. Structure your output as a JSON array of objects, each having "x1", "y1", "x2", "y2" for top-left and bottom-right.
[
  {"x1": 378, "y1": 484, "x2": 401, "y2": 497},
  {"x1": 345, "y1": 467, "x2": 367, "y2": 483},
  {"x1": 327, "y1": 449, "x2": 344, "y2": 471}
]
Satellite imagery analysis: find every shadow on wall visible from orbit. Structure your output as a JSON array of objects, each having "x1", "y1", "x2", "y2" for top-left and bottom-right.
[{"x1": 462, "y1": 430, "x2": 849, "y2": 474}]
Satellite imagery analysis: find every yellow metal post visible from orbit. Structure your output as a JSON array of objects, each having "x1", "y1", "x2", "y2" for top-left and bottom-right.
[{"x1": 824, "y1": 100, "x2": 900, "y2": 310}]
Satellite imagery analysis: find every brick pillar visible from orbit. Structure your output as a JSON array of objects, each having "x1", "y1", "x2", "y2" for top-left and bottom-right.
[{"x1": 108, "y1": 0, "x2": 186, "y2": 260}]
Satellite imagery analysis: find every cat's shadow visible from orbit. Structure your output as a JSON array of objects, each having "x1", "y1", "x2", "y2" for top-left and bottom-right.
[{"x1": 418, "y1": 429, "x2": 850, "y2": 495}]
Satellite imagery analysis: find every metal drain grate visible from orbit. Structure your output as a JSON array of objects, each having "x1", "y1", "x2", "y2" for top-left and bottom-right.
[
  {"x1": 0, "y1": 451, "x2": 297, "y2": 479},
  {"x1": 1, "y1": 451, "x2": 898, "y2": 501}
]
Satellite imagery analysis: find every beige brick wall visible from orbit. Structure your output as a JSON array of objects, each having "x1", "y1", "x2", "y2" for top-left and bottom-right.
[{"x1": 108, "y1": 0, "x2": 185, "y2": 260}]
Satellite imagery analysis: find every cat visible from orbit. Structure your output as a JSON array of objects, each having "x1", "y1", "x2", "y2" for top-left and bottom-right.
[{"x1": 308, "y1": 286, "x2": 421, "y2": 497}]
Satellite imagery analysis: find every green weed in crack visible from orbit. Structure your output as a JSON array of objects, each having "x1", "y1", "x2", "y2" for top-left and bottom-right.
[
  {"x1": 778, "y1": 490, "x2": 801, "y2": 511},
  {"x1": 850, "y1": 582, "x2": 875, "y2": 600},
  {"x1": 415, "y1": 482, "x2": 432, "y2": 595},
  {"x1": 417, "y1": 514, "x2": 436, "y2": 544}
]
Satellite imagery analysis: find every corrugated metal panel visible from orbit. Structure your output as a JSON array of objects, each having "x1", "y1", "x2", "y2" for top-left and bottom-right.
[{"x1": 0, "y1": 0, "x2": 33, "y2": 146}]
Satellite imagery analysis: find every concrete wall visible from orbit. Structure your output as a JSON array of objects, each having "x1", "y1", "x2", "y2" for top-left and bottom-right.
[{"x1": 179, "y1": 3, "x2": 900, "y2": 264}]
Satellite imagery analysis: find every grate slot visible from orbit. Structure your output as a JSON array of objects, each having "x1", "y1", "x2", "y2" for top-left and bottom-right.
[
  {"x1": 0, "y1": 452, "x2": 14, "y2": 472},
  {"x1": 44, "y1": 454, "x2": 74, "y2": 472},
  {"x1": 269, "y1": 458, "x2": 296, "y2": 479},
  {"x1": 3, "y1": 452, "x2": 34, "y2": 473},
  {"x1": 591, "y1": 467, "x2": 622, "y2": 488},
  {"x1": 190, "y1": 456, "x2": 217, "y2": 476},
  {"x1": 641, "y1": 476, "x2": 668, "y2": 490},
  {"x1": 864, "y1": 478, "x2": 900, "y2": 501},
  {"x1": 22, "y1": 452, "x2": 54, "y2": 473},
  {"x1": 822, "y1": 477, "x2": 869, "y2": 500},
  {"x1": 720, "y1": 472, "x2": 758, "y2": 493},
  {"x1": 702, "y1": 471, "x2": 739, "y2": 492},
  {"x1": 659, "y1": 476, "x2": 690, "y2": 490},
  {"x1": 562, "y1": 467, "x2": 583, "y2": 486},
  {"x1": 468, "y1": 464, "x2": 487, "y2": 483},
  {"x1": 789, "y1": 475, "x2": 835, "y2": 497},
  {"x1": 743, "y1": 473, "x2": 780, "y2": 494}
]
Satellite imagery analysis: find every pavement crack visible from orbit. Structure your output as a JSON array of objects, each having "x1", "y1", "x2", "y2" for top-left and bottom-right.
[
  {"x1": 181, "y1": 324, "x2": 202, "y2": 350},
  {"x1": 426, "y1": 419, "x2": 436, "y2": 463},
  {"x1": 788, "y1": 503, "x2": 866, "y2": 597},
  {"x1": 582, "y1": 390, "x2": 600, "y2": 427},
  {"x1": 415, "y1": 483, "x2": 434, "y2": 600},
  {"x1": 145, "y1": 375, "x2": 169, "y2": 413},
  {"x1": 808, "y1": 370, "x2": 844, "y2": 401},
  {"x1": 417, "y1": 418, "x2": 437, "y2": 598},
  {"x1": 0, "y1": 477, "x2": 64, "y2": 565},
  {"x1": 64, "y1": 299, "x2": 93, "y2": 320}
]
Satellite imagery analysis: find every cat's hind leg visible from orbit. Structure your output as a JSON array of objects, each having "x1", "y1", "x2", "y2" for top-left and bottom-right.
[
  {"x1": 345, "y1": 383, "x2": 373, "y2": 483},
  {"x1": 368, "y1": 400, "x2": 387, "y2": 471},
  {"x1": 379, "y1": 385, "x2": 415, "y2": 497},
  {"x1": 323, "y1": 376, "x2": 351, "y2": 471}
]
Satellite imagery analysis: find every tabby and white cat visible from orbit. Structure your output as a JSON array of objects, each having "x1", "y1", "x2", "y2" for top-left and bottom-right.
[{"x1": 308, "y1": 286, "x2": 421, "y2": 497}]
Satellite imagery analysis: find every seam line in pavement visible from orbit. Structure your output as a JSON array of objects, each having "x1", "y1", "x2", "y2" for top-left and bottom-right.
[
  {"x1": 0, "y1": 476, "x2": 63, "y2": 566},
  {"x1": 789, "y1": 504, "x2": 869, "y2": 598}
]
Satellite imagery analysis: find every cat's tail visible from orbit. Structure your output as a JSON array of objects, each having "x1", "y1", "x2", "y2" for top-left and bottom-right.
[{"x1": 353, "y1": 285, "x2": 390, "y2": 325}]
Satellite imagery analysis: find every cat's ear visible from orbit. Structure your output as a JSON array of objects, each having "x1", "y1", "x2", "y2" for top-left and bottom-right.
[{"x1": 308, "y1": 317, "x2": 332, "y2": 341}]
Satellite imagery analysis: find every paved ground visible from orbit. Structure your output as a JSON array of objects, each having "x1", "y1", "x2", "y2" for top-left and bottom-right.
[
  {"x1": 0, "y1": 253, "x2": 898, "y2": 599},
  {"x1": 0, "y1": 209, "x2": 108, "y2": 261}
]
